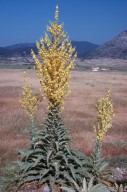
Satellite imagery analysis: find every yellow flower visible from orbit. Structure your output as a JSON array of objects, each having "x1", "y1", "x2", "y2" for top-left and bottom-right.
[
  {"x1": 31, "y1": 5, "x2": 76, "y2": 110},
  {"x1": 94, "y1": 90, "x2": 114, "y2": 142},
  {"x1": 19, "y1": 71, "x2": 41, "y2": 115}
]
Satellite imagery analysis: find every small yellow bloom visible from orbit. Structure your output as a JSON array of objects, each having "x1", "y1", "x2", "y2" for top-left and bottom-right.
[
  {"x1": 19, "y1": 71, "x2": 41, "y2": 115},
  {"x1": 94, "y1": 90, "x2": 114, "y2": 142}
]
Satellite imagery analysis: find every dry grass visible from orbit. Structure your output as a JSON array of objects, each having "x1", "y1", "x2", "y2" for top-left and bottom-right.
[{"x1": 0, "y1": 69, "x2": 127, "y2": 168}]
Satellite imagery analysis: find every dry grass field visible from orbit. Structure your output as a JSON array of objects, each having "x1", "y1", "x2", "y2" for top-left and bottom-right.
[{"x1": 0, "y1": 69, "x2": 127, "y2": 168}]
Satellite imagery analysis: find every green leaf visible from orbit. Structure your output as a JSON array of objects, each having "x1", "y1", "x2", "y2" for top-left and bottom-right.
[
  {"x1": 22, "y1": 162, "x2": 33, "y2": 172},
  {"x1": 61, "y1": 186, "x2": 75, "y2": 192},
  {"x1": 40, "y1": 169, "x2": 50, "y2": 179},
  {"x1": 47, "y1": 150, "x2": 53, "y2": 165},
  {"x1": 91, "y1": 184, "x2": 109, "y2": 192},
  {"x1": 32, "y1": 155, "x2": 45, "y2": 167},
  {"x1": 66, "y1": 147, "x2": 71, "y2": 155},
  {"x1": 62, "y1": 154, "x2": 69, "y2": 166},
  {"x1": 69, "y1": 165, "x2": 76, "y2": 180},
  {"x1": 64, "y1": 171, "x2": 80, "y2": 191},
  {"x1": 82, "y1": 177, "x2": 87, "y2": 192},
  {"x1": 32, "y1": 148, "x2": 46, "y2": 154},
  {"x1": 72, "y1": 156, "x2": 82, "y2": 167},
  {"x1": 55, "y1": 178, "x2": 65, "y2": 185},
  {"x1": 49, "y1": 175, "x2": 55, "y2": 191},
  {"x1": 98, "y1": 162, "x2": 109, "y2": 172},
  {"x1": 22, "y1": 170, "x2": 39, "y2": 177},
  {"x1": 19, "y1": 149, "x2": 33, "y2": 158},
  {"x1": 22, "y1": 175, "x2": 40, "y2": 183},
  {"x1": 88, "y1": 177, "x2": 94, "y2": 191}
]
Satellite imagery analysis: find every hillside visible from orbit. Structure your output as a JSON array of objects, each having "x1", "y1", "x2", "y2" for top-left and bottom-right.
[
  {"x1": 84, "y1": 30, "x2": 127, "y2": 59},
  {"x1": 0, "y1": 41, "x2": 98, "y2": 63},
  {"x1": 71, "y1": 41, "x2": 98, "y2": 57},
  {"x1": 2, "y1": 29, "x2": 127, "y2": 63}
]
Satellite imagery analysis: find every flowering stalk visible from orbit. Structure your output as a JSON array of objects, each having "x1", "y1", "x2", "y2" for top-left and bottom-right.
[
  {"x1": 18, "y1": 7, "x2": 85, "y2": 190},
  {"x1": 94, "y1": 90, "x2": 114, "y2": 142},
  {"x1": 90, "y1": 90, "x2": 114, "y2": 179},
  {"x1": 19, "y1": 71, "x2": 41, "y2": 134},
  {"x1": 19, "y1": 71, "x2": 40, "y2": 115},
  {"x1": 31, "y1": 5, "x2": 76, "y2": 110},
  {"x1": 93, "y1": 90, "x2": 114, "y2": 163}
]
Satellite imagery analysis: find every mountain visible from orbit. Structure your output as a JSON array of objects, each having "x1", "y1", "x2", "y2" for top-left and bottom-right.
[
  {"x1": 84, "y1": 30, "x2": 127, "y2": 59},
  {"x1": 71, "y1": 41, "x2": 99, "y2": 57},
  {"x1": 0, "y1": 47, "x2": 12, "y2": 57},
  {"x1": 5, "y1": 43, "x2": 35, "y2": 49},
  {"x1": 0, "y1": 41, "x2": 98, "y2": 60},
  {"x1": 1, "y1": 30, "x2": 127, "y2": 62}
]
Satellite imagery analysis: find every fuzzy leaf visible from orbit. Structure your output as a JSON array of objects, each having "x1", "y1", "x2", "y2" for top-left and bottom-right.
[
  {"x1": 91, "y1": 184, "x2": 109, "y2": 192},
  {"x1": 88, "y1": 177, "x2": 94, "y2": 191},
  {"x1": 62, "y1": 154, "x2": 69, "y2": 166},
  {"x1": 72, "y1": 156, "x2": 82, "y2": 167},
  {"x1": 21, "y1": 175, "x2": 40, "y2": 183},
  {"x1": 19, "y1": 149, "x2": 33, "y2": 159},
  {"x1": 21, "y1": 170, "x2": 39, "y2": 177},
  {"x1": 98, "y1": 162, "x2": 109, "y2": 172},
  {"x1": 82, "y1": 177, "x2": 87, "y2": 191},
  {"x1": 47, "y1": 150, "x2": 53, "y2": 165},
  {"x1": 22, "y1": 162, "x2": 34, "y2": 172},
  {"x1": 32, "y1": 155, "x2": 45, "y2": 167},
  {"x1": 69, "y1": 165, "x2": 76, "y2": 180},
  {"x1": 64, "y1": 171, "x2": 80, "y2": 191},
  {"x1": 61, "y1": 186, "x2": 75, "y2": 192}
]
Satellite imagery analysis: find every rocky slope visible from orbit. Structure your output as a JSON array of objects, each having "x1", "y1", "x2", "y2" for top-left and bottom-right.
[{"x1": 84, "y1": 30, "x2": 127, "y2": 59}]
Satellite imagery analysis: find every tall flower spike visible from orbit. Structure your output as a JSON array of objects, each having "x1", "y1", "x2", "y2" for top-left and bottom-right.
[
  {"x1": 32, "y1": 5, "x2": 76, "y2": 110},
  {"x1": 93, "y1": 90, "x2": 114, "y2": 141},
  {"x1": 19, "y1": 71, "x2": 41, "y2": 115}
]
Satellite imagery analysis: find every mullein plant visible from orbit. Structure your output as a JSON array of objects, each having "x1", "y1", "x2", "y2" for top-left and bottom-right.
[
  {"x1": 18, "y1": 6, "x2": 115, "y2": 191},
  {"x1": 31, "y1": 5, "x2": 76, "y2": 111},
  {"x1": 89, "y1": 90, "x2": 114, "y2": 183},
  {"x1": 1, "y1": 71, "x2": 41, "y2": 192},
  {"x1": 18, "y1": 6, "x2": 88, "y2": 191},
  {"x1": 19, "y1": 70, "x2": 41, "y2": 139}
]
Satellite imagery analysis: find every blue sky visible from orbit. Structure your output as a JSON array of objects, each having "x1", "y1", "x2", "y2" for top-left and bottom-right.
[{"x1": 0, "y1": 0, "x2": 127, "y2": 46}]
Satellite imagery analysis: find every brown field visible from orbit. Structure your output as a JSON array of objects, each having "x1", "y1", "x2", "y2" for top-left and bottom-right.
[{"x1": 0, "y1": 69, "x2": 127, "y2": 168}]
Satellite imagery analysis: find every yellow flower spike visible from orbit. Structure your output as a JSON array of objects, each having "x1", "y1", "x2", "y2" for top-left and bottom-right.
[
  {"x1": 19, "y1": 71, "x2": 41, "y2": 115},
  {"x1": 31, "y1": 5, "x2": 76, "y2": 111},
  {"x1": 94, "y1": 90, "x2": 114, "y2": 142}
]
